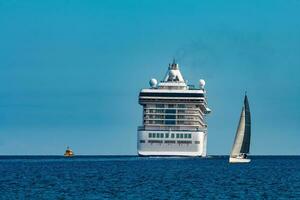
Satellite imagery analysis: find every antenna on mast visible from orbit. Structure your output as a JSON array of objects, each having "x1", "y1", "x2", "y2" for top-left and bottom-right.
[{"x1": 172, "y1": 57, "x2": 176, "y2": 64}]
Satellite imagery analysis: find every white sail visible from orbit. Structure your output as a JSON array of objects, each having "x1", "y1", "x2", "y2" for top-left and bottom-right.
[{"x1": 230, "y1": 95, "x2": 251, "y2": 157}]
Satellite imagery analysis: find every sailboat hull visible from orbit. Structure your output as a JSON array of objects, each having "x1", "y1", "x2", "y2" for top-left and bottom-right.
[{"x1": 229, "y1": 157, "x2": 251, "y2": 163}]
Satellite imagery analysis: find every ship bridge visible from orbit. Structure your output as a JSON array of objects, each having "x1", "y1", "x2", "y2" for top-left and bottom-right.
[{"x1": 139, "y1": 61, "x2": 211, "y2": 115}]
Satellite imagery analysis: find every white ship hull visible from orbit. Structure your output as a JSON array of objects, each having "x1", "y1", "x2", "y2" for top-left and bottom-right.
[
  {"x1": 229, "y1": 157, "x2": 251, "y2": 163},
  {"x1": 137, "y1": 130, "x2": 207, "y2": 157}
]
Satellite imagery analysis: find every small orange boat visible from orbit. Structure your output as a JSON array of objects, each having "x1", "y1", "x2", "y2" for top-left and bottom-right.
[{"x1": 64, "y1": 146, "x2": 74, "y2": 157}]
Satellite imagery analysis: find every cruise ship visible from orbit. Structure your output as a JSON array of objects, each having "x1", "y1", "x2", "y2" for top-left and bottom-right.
[{"x1": 137, "y1": 60, "x2": 211, "y2": 157}]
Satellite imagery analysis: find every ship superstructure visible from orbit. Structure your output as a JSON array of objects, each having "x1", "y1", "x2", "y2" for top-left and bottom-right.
[{"x1": 137, "y1": 60, "x2": 211, "y2": 157}]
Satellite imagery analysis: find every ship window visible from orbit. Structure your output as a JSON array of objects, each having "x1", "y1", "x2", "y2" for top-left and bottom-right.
[
  {"x1": 155, "y1": 115, "x2": 164, "y2": 119},
  {"x1": 184, "y1": 134, "x2": 187, "y2": 138},
  {"x1": 165, "y1": 109, "x2": 176, "y2": 114},
  {"x1": 165, "y1": 115, "x2": 176, "y2": 119},
  {"x1": 176, "y1": 134, "x2": 179, "y2": 138},
  {"x1": 171, "y1": 134, "x2": 175, "y2": 138},
  {"x1": 165, "y1": 133, "x2": 169, "y2": 138},
  {"x1": 156, "y1": 133, "x2": 160, "y2": 138},
  {"x1": 155, "y1": 120, "x2": 163, "y2": 124},
  {"x1": 156, "y1": 109, "x2": 164, "y2": 113},
  {"x1": 160, "y1": 133, "x2": 164, "y2": 138},
  {"x1": 156, "y1": 104, "x2": 164, "y2": 108},
  {"x1": 177, "y1": 140, "x2": 192, "y2": 144},
  {"x1": 164, "y1": 140, "x2": 176, "y2": 144},
  {"x1": 180, "y1": 134, "x2": 183, "y2": 138},
  {"x1": 165, "y1": 120, "x2": 176, "y2": 125},
  {"x1": 149, "y1": 140, "x2": 163, "y2": 144},
  {"x1": 168, "y1": 104, "x2": 175, "y2": 108},
  {"x1": 195, "y1": 141, "x2": 200, "y2": 144},
  {"x1": 188, "y1": 134, "x2": 192, "y2": 138},
  {"x1": 152, "y1": 134, "x2": 156, "y2": 138},
  {"x1": 178, "y1": 104, "x2": 186, "y2": 108},
  {"x1": 140, "y1": 140, "x2": 145, "y2": 143},
  {"x1": 149, "y1": 133, "x2": 152, "y2": 138}
]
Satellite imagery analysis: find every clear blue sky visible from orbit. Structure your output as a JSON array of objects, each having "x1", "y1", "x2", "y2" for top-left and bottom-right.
[{"x1": 0, "y1": 0, "x2": 299, "y2": 155}]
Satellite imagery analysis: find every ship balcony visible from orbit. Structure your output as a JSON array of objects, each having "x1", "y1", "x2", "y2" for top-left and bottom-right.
[
  {"x1": 143, "y1": 110, "x2": 202, "y2": 115},
  {"x1": 139, "y1": 98, "x2": 205, "y2": 105},
  {"x1": 143, "y1": 116, "x2": 203, "y2": 121},
  {"x1": 143, "y1": 105, "x2": 208, "y2": 115},
  {"x1": 144, "y1": 105, "x2": 202, "y2": 109},
  {"x1": 143, "y1": 114, "x2": 205, "y2": 122},
  {"x1": 143, "y1": 121, "x2": 205, "y2": 127},
  {"x1": 138, "y1": 125, "x2": 207, "y2": 132}
]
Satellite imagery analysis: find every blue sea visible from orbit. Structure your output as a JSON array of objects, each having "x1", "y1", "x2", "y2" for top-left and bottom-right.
[{"x1": 0, "y1": 156, "x2": 299, "y2": 199}]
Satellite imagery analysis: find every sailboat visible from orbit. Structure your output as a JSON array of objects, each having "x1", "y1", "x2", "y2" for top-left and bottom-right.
[{"x1": 229, "y1": 94, "x2": 251, "y2": 163}]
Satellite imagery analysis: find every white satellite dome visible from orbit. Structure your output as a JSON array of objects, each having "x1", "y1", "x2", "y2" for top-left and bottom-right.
[
  {"x1": 199, "y1": 79, "x2": 206, "y2": 89},
  {"x1": 149, "y1": 78, "x2": 158, "y2": 88},
  {"x1": 169, "y1": 70, "x2": 176, "y2": 78}
]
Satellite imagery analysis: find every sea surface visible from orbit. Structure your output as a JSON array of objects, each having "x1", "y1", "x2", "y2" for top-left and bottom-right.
[{"x1": 0, "y1": 156, "x2": 299, "y2": 199}]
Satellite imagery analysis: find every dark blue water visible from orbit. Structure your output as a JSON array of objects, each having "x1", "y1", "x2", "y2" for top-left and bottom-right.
[{"x1": 0, "y1": 156, "x2": 299, "y2": 199}]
